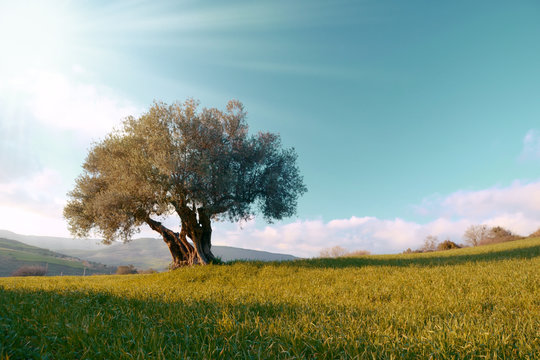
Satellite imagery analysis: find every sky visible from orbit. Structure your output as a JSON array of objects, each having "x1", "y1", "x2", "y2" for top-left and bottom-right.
[{"x1": 1, "y1": 0, "x2": 540, "y2": 257}]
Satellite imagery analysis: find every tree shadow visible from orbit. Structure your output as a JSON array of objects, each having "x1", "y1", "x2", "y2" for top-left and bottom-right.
[
  {"x1": 0, "y1": 287, "x2": 359, "y2": 359},
  {"x1": 1, "y1": 279, "x2": 536, "y2": 359}
]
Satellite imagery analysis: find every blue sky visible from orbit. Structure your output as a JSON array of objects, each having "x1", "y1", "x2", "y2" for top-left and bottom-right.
[{"x1": 1, "y1": 0, "x2": 540, "y2": 256}]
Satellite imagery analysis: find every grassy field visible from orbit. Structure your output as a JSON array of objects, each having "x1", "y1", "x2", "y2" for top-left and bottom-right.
[
  {"x1": 0, "y1": 238, "x2": 538, "y2": 359},
  {"x1": 0, "y1": 238, "x2": 116, "y2": 277}
]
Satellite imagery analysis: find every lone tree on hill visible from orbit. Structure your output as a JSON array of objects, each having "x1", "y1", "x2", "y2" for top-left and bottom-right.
[
  {"x1": 64, "y1": 99, "x2": 306, "y2": 267},
  {"x1": 463, "y1": 224, "x2": 490, "y2": 247}
]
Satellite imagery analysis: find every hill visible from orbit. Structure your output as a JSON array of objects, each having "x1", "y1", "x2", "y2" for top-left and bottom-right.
[
  {"x1": 0, "y1": 229, "x2": 107, "y2": 251},
  {"x1": 0, "y1": 238, "x2": 538, "y2": 358},
  {"x1": 0, "y1": 238, "x2": 116, "y2": 277},
  {"x1": 62, "y1": 238, "x2": 297, "y2": 270},
  {"x1": 0, "y1": 230, "x2": 297, "y2": 271}
]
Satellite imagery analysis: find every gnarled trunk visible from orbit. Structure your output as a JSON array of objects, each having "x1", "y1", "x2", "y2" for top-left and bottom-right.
[
  {"x1": 192, "y1": 208, "x2": 215, "y2": 264},
  {"x1": 146, "y1": 217, "x2": 196, "y2": 268},
  {"x1": 145, "y1": 212, "x2": 215, "y2": 268}
]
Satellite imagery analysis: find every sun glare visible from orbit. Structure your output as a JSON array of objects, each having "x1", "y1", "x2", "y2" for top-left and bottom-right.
[{"x1": 0, "y1": 2, "x2": 74, "y2": 71}]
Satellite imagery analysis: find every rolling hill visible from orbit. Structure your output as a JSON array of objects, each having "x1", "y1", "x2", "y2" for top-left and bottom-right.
[
  {"x1": 0, "y1": 238, "x2": 116, "y2": 277},
  {"x1": 0, "y1": 238, "x2": 538, "y2": 358},
  {"x1": 0, "y1": 230, "x2": 298, "y2": 271},
  {"x1": 62, "y1": 238, "x2": 298, "y2": 270}
]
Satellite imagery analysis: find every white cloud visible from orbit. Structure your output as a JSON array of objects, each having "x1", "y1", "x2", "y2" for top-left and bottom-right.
[
  {"x1": 208, "y1": 216, "x2": 468, "y2": 258},
  {"x1": 206, "y1": 179, "x2": 540, "y2": 258},
  {"x1": 519, "y1": 129, "x2": 540, "y2": 161},
  {"x1": 0, "y1": 205, "x2": 70, "y2": 238},
  {"x1": 0, "y1": 168, "x2": 71, "y2": 237},
  {"x1": 0, "y1": 168, "x2": 66, "y2": 216},
  {"x1": 418, "y1": 180, "x2": 540, "y2": 220},
  {"x1": 2, "y1": 68, "x2": 139, "y2": 139},
  {"x1": 3, "y1": 173, "x2": 540, "y2": 257}
]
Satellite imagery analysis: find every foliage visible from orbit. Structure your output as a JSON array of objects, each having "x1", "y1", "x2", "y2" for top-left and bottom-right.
[
  {"x1": 479, "y1": 226, "x2": 521, "y2": 245},
  {"x1": 115, "y1": 265, "x2": 138, "y2": 275},
  {"x1": 64, "y1": 99, "x2": 306, "y2": 267},
  {"x1": 463, "y1": 224, "x2": 490, "y2": 246},
  {"x1": 319, "y1": 245, "x2": 348, "y2": 258},
  {"x1": 436, "y1": 239, "x2": 461, "y2": 251},
  {"x1": 421, "y1": 235, "x2": 438, "y2": 252},
  {"x1": 1, "y1": 238, "x2": 538, "y2": 359},
  {"x1": 137, "y1": 268, "x2": 158, "y2": 275},
  {"x1": 345, "y1": 249, "x2": 371, "y2": 257},
  {"x1": 11, "y1": 266, "x2": 47, "y2": 277},
  {"x1": 528, "y1": 228, "x2": 540, "y2": 238},
  {"x1": 319, "y1": 246, "x2": 370, "y2": 258}
]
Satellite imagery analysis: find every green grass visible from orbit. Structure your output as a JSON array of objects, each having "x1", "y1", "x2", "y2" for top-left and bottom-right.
[{"x1": 0, "y1": 238, "x2": 539, "y2": 359}]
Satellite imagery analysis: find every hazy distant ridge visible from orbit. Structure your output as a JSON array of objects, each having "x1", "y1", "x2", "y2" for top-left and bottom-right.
[{"x1": 0, "y1": 230, "x2": 297, "y2": 271}]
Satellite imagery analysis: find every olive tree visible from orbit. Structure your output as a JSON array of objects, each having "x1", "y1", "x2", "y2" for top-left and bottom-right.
[{"x1": 64, "y1": 99, "x2": 306, "y2": 267}]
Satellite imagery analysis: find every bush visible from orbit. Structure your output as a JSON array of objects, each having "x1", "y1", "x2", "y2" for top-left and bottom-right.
[
  {"x1": 479, "y1": 226, "x2": 521, "y2": 245},
  {"x1": 11, "y1": 266, "x2": 47, "y2": 277},
  {"x1": 137, "y1": 268, "x2": 158, "y2": 274},
  {"x1": 528, "y1": 228, "x2": 540, "y2": 238},
  {"x1": 319, "y1": 246, "x2": 349, "y2": 258},
  {"x1": 436, "y1": 240, "x2": 461, "y2": 251},
  {"x1": 116, "y1": 265, "x2": 138, "y2": 275},
  {"x1": 345, "y1": 250, "x2": 371, "y2": 257},
  {"x1": 319, "y1": 246, "x2": 370, "y2": 258}
]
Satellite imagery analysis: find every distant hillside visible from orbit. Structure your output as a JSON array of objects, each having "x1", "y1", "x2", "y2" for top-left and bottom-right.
[
  {"x1": 0, "y1": 230, "x2": 104, "y2": 251},
  {"x1": 0, "y1": 238, "x2": 116, "y2": 277},
  {"x1": 0, "y1": 230, "x2": 297, "y2": 271},
  {"x1": 63, "y1": 238, "x2": 298, "y2": 270}
]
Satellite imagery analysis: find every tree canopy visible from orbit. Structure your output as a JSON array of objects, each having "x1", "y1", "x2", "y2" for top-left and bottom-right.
[{"x1": 64, "y1": 99, "x2": 306, "y2": 266}]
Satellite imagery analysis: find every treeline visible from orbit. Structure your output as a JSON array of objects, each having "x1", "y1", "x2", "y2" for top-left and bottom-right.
[
  {"x1": 320, "y1": 224, "x2": 539, "y2": 258},
  {"x1": 405, "y1": 224, "x2": 537, "y2": 254}
]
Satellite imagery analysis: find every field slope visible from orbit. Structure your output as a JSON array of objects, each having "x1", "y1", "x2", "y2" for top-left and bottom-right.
[
  {"x1": 0, "y1": 238, "x2": 539, "y2": 359},
  {"x1": 0, "y1": 238, "x2": 115, "y2": 277}
]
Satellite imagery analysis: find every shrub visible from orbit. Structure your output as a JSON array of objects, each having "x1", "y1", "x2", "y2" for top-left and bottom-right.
[
  {"x1": 319, "y1": 246, "x2": 370, "y2": 258},
  {"x1": 319, "y1": 246, "x2": 349, "y2": 258},
  {"x1": 11, "y1": 266, "x2": 47, "y2": 277},
  {"x1": 116, "y1": 265, "x2": 138, "y2": 275},
  {"x1": 137, "y1": 268, "x2": 158, "y2": 274},
  {"x1": 528, "y1": 228, "x2": 540, "y2": 238},
  {"x1": 479, "y1": 226, "x2": 521, "y2": 245},
  {"x1": 345, "y1": 250, "x2": 371, "y2": 257},
  {"x1": 436, "y1": 240, "x2": 461, "y2": 251}
]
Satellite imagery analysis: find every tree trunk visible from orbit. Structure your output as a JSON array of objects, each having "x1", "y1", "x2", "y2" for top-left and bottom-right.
[
  {"x1": 196, "y1": 208, "x2": 215, "y2": 263},
  {"x1": 180, "y1": 209, "x2": 215, "y2": 265},
  {"x1": 145, "y1": 213, "x2": 217, "y2": 268},
  {"x1": 146, "y1": 217, "x2": 197, "y2": 268}
]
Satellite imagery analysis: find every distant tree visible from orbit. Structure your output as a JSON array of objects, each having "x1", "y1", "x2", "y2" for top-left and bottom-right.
[
  {"x1": 138, "y1": 268, "x2": 158, "y2": 274},
  {"x1": 436, "y1": 239, "x2": 461, "y2": 251},
  {"x1": 11, "y1": 266, "x2": 47, "y2": 277},
  {"x1": 480, "y1": 226, "x2": 520, "y2": 245},
  {"x1": 421, "y1": 235, "x2": 438, "y2": 252},
  {"x1": 345, "y1": 249, "x2": 371, "y2": 257},
  {"x1": 64, "y1": 99, "x2": 306, "y2": 268},
  {"x1": 319, "y1": 246, "x2": 349, "y2": 258},
  {"x1": 527, "y1": 228, "x2": 540, "y2": 238},
  {"x1": 463, "y1": 224, "x2": 490, "y2": 247},
  {"x1": 116, "y1": 265, "x2": 138, "y2": 275}
]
